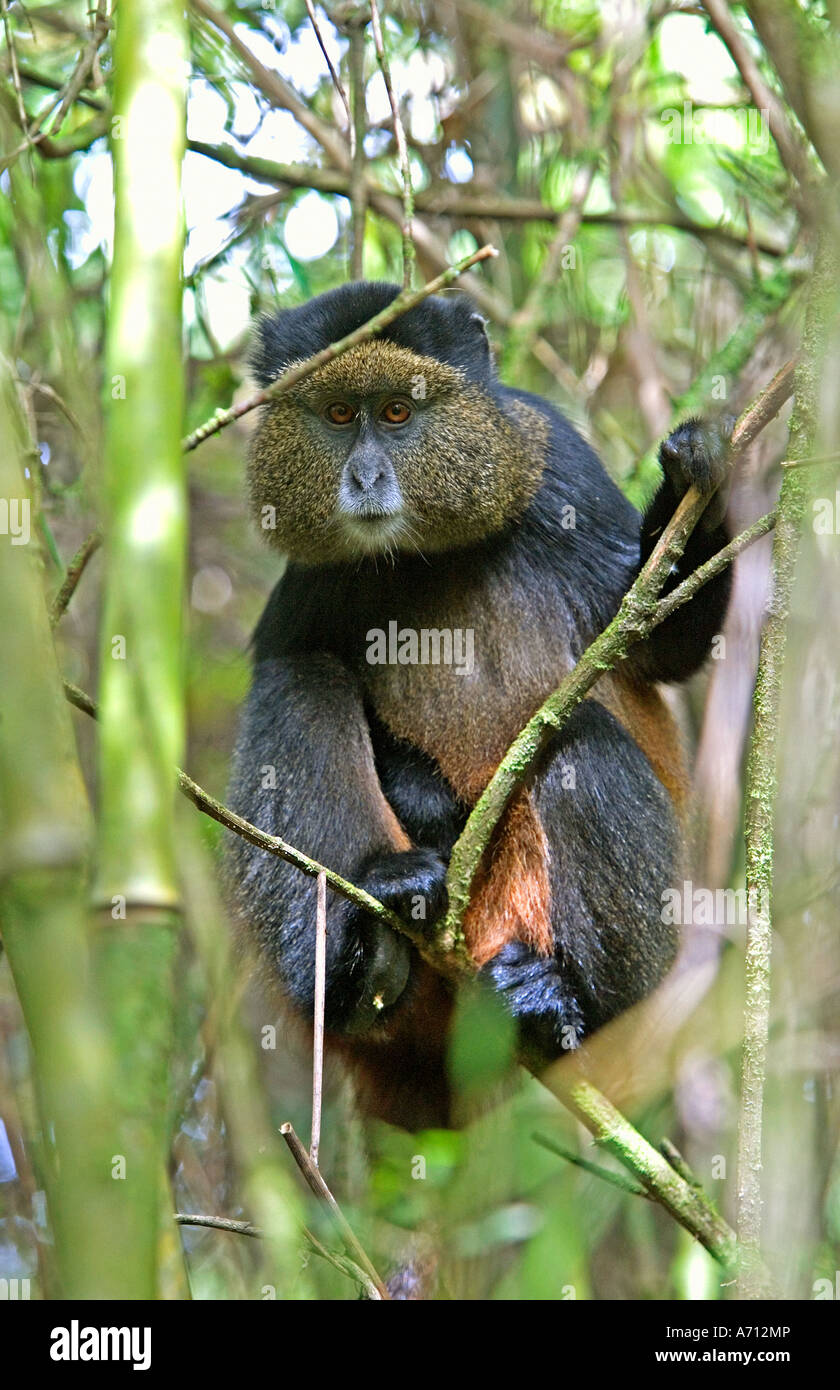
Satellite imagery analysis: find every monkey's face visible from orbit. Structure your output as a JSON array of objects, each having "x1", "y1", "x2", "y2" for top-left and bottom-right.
[{"x1": 248, "y1": 341, "x2": 546, "y2": 565}]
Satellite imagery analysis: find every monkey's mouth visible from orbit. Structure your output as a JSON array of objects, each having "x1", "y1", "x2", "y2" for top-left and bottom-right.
[{"x1": 336, "y1": 509, "x2": 409, "y2": 556}]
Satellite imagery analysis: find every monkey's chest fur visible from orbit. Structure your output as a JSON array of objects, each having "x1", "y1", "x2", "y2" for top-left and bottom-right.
[
  {"x1": 290, "y1": 549, "x2": 685, "y2": 966},
  {"x1": 357, "y1": 565, "x2": 577, "y2": 802}
]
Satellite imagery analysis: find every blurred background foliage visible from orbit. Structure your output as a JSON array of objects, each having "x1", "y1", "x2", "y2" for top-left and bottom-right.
[{"x1": 1, "y1": 0, "x2": 839, "y2": 1300}]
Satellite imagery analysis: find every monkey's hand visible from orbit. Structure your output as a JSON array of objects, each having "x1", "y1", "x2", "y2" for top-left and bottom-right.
[
  {"x1": 336, "y1": 849, "x2": 448, "y2": 1034},
  {"x1": 658, "y1": 415, "x2": 734, "y2": 528}
]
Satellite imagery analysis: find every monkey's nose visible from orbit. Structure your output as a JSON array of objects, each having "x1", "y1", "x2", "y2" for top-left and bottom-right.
[
  {"x1": 339, "y1": 451, "x2": 403, "y2": 519},
  {"x1": 349, "y1": 459, "x2": 387, "y2": 492}
]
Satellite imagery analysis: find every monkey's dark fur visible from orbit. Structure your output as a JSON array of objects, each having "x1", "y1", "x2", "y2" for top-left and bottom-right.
[{"x1": 225, "y1": 282, "x2": 732, "y2": 1130}]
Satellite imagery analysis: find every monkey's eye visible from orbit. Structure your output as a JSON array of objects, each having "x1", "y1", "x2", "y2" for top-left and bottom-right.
[
  {"x1": 325, "y1": 402, "x2": 357, "y2": 425},
  {"x1": 380, "y1": 400, "x2": 412, "y2": 426}
]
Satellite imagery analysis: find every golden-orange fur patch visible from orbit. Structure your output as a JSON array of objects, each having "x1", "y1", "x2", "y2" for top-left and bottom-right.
[
  {"x1": 463, "y1": 789, "x2": 553, "y2": 965},
  {"x1": 598, "y1": 677, "x2": 687, "y2": 816}
]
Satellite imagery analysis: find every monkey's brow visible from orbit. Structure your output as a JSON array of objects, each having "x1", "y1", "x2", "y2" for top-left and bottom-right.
[{"x1": 293, "y1": 375, "x2": 432, "y2": 402}]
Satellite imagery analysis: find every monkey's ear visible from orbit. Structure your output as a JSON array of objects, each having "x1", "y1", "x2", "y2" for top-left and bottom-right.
[{"x1": 451, "y1": 302, "x2": 493, "y2": 380}]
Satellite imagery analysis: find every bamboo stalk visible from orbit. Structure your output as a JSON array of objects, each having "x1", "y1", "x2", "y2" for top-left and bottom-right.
[
  {"x1": 92, "y1": 0, "x2": 190, "y2": 1298},
  {"x1": 0, "y1": 363, "x2": 127, "y2": 1298}
]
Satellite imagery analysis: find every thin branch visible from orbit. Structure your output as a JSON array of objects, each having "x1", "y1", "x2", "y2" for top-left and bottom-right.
[
  {"x1": 652, "y1": 508, "x2": 776, "y2": 626},
  {"x1": 780, "y1": 448, "x2": 840, "y2": 470},
  {"x1": 174, "y1": 1211, "x2": 382, "y2": 1298},
  {"x1": 43, "y1": 0, "x2": 110, "y2": 138},
  {"x1": 554, "y1": 1076, "x2": 740, "y2": 1271},
  {"x1": 369, "y1": 0, "x2": 415, "y2": 288},
  {"x1": 190, "y1": 0, "x2": 349, "y2": 169},
  {"x1": 279, "y1": 1121, "x2": 390, "y2": 1299},
  {"x1": 11, "y1": 63, "x2": 107, "y2": 111},
  {"x1": 745, "y1": 0, "x2": 840, "y2": 181},
  {"x1": 175, "y1": 1212, "x2": 260, "y2": 1237},
  {"x1": 177, "y1": 768, "x2": 425, "y2": 943},
  {"x1": 304, "y1": 0, "x2": 353, "y2": 135},
  {"x1": 183, "y1": 140, "x2": 789, "y2": 257},
  {"x1": 532, "y1": 1131, "x2": 649, "y2": 1197},
  {"x1": 181, "y1": 242, "x2": 497, "y2": 451},
  {"x1": 302, "y1": 1224, "x2": 383, "y2": 1300},
  {"x1": 50, "y1": 530, "x2": 101, "y2": 628},
  {"x1": 347, "y1": 15, "x2": 367, "y2": 279},
  {"x1": 660, "y1": 1139, "x2": 704, "y2": 1191},
  {"x1": 310, "y1": 872, "x2": 327, "y2": 1168},
  {"x1": 1, "y1": 0, "x2": 31, "y2": 136}
]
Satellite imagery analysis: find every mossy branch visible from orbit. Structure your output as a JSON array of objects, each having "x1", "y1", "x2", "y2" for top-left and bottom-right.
[
  {"x1": 440, "y1": 360, "x2": 796, "y2": 953},
  {"x1": 554, "y1": 1077, "x2": 740, "y2": 1272},
  {"x1": 737, "y1": 230, "x2": 840, "y2": 1298}
]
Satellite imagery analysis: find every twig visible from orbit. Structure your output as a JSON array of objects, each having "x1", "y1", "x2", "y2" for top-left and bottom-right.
[
  {"x1": 302, "y1": 1225, "x2": 383, "y2": 1299},
  {"x1": 190, "y1": 0, "x2": 349, "y2": 169},
  {"x1": 780, "y1": 449, "x2": 840, "y2": 469},
  {"x1": 12, "y1": 63, "x2": 107, "y2": 110},
  {"x1": 44, "y1": 0, "x2": 110, "y2": 138},
  {"x1": 181, "y1": 243, "x2": 497, "y2": 451},
  {"x1": 347, "y1": 15, "x2": 367, "y2": 279},
  {"x1": 182, "y1": 141, "x2": 789, "y2": 256},
  {"x1": 532, "y1": 1131, "x2": 649, "y2": 1197},
  {"x1": 304, "y1": 0, "x2": 353, "y2": 135},
  {"x1": 660, "y1": 1139, "x2": 704, "y2": 1190},
  {"x1": 554, "y1": 1076, "x2": 740, "y2": 1271},
  {"x1": 652, "y1": 509, "x2": 777, "y2": 626},
  {"x1": 311, "y1": 872, "x2": 327, "y2": 1167},
  {"x1": 279, "y1": 1121, "x2": 390, "y2": 1298},
  {"x1": 50, "y1": 530, "x2": 101, "y2": 628},
  {"x1": 174, "y1": 1211, "x2": 382, "y2": 1297},
  {"x1": 1, "y1": 0, "x2": 30, "y2": 136},
  {"x1": 369, "y1": 0, "x2": 415, "y2": 288},
  {"x1": 175, "y1": 1212, "x2": 260, "y2": 1237}
]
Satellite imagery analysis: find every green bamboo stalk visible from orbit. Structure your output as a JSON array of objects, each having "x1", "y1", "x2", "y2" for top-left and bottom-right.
[
  {"x1": 0, "y1": 362, "x2": 130, "y2": 1298},
  {"x1": 92, "y1": 0, "x2": 189, "y2": 1298}
]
